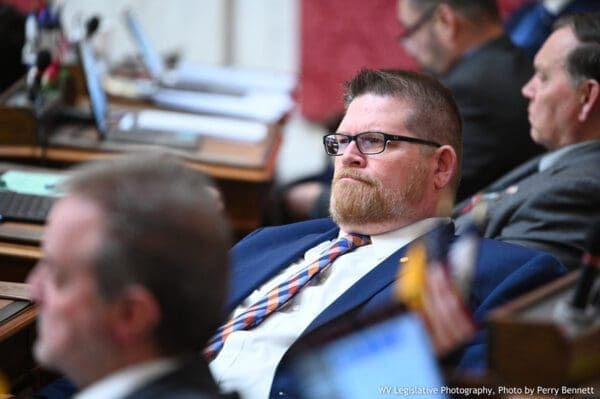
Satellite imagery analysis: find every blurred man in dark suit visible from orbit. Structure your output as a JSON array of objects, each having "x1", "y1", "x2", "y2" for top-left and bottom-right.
[
  {"x1": 398, "y1": 0, "x2": 544, "y2": 201},
  {"x1": 27, "y1": 156, "x2": 237, "y2": 399}
]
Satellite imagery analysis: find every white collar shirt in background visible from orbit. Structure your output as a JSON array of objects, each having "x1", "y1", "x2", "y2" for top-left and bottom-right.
[{"x1": 75, "y1": 358, "x2": 178, "y2": 399}]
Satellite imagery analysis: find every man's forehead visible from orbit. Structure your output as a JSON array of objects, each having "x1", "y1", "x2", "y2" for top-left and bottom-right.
[
  {"x1": 398, "y1": 0, "x2": 418, "y2": 21},
  {"x1": 342, "y1": 95, "x2": 411, "y2": 129},
  {"x1": 43, "y1": 196, "x2": 105, "y2": 263},
  {"x1": 535, "y1": 27, "x2": 579, "y2": 70},
  {"x1": 47, "y1": 196, "x2": 103, "y2": 232}
]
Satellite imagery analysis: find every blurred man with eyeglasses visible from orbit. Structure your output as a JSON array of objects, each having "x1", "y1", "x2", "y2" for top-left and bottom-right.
[
  {"x1": 398, "y1": 0, "x2": 543, "y2": 201},
  {"x1": 208, "y1": 68, "x2": 566, "y2": 399}
]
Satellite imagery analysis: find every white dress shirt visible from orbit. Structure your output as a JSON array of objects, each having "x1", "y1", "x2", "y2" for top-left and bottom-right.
[
  {"x1": 210, "y1": 218, "x2": 448, "y2": 399},
  {"x1": 75, "y1": 358, "x2": 178, "y2": 399}
]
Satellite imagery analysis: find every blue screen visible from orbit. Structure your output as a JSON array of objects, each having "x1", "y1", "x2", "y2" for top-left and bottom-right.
[
  {"x1": 293, "y1": 314, "x2": 447, "y2": 399},
  {"x1": 78, "y1": 41, "x2": 109, "y2": 138}
]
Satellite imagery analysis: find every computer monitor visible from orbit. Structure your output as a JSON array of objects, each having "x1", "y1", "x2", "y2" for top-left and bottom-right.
[
  {"x1": 78, "y1": 40, "x2": 109, "y2": 139},
  {"x1": 77, "y1": 40, "x2": 268, "y2": 147},
  {"x1": 292, "y1": 313, "x2": 447, "y2": 399},
  {"x1": 123, "y1": 9, "x2": 296, "y2": 96},
  {"x1": 124, "y1": 10, "x2": 164, "y2": 80}
]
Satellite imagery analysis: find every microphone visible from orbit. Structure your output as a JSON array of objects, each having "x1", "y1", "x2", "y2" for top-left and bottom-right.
[
  {"x1": 35, "y1": 49, "x2": 53, "y2": 74},
  {"x1": 85, "y1": 15, "x2": 101, "y2": 39},
  {"x1": 553, "y1": 221, "x2": 600, "y2": 331},
  {"x1": 570, "y1": 221, "x2": 600, "y2": 310},
  {"x1": 27, "y1": 49, "x2": 52, "y2": 102}
]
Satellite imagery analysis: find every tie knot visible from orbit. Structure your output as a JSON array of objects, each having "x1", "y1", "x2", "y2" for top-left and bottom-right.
[{"x1": 341, "y1": 233, "x2": 371, "y2": 249}]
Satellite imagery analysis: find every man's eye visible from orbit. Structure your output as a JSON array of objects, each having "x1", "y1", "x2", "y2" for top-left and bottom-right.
[
  {"x1": 51, "y1": 269, "x2": 68, "y2": 288},
  {"x1": 362, "y1": 136, "x2": 383, "y2": 146}
]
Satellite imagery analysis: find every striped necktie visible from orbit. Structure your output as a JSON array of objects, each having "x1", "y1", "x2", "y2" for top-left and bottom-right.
[{"x1": 203, "y1": 233, "x2": 371, "y2": 361}]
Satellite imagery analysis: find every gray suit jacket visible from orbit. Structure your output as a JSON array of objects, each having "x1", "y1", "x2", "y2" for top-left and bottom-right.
[{"x1": 454, "y1": 140, "x2": 600, "y2": 269}]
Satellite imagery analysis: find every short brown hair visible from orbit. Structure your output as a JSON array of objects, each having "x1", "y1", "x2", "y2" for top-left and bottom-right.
[
  {"x1": 405, "y1": 0, "x2": 500, "y2": 22},
  {"x1": 344, "y1": 68, "x2": 463, "y2": 188},
  {"x1": 64, "y1": 155, "x2": 231, "y2": 356}
]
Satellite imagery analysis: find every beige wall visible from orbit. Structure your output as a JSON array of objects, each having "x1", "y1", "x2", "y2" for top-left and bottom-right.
[{"x1": 60, "y1": 0, "x2": 298, "y2": 73}]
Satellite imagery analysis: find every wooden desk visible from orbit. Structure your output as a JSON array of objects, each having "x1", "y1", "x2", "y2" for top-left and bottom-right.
[
  {"x1": 0, "y1": 222, "x2": 42, "y2": 282},
  {"x1": 488, "y1": 272, "x2": 600, "y2": 387},
  {"x1": 0, "y1": 121, "x2": 282, "y2": 237},
  {"x1": 0, "y1": 163, "x2": 51, "y2": 281},
  {"x1": 0, "y1": 118, "x2": 281, "y2": 275},
  {"x1": 1, "y1": 73, "x2": 285, "y2": 237},
  {"x1": 0, "y1": 282, "x2": 37, "y2": 395}
]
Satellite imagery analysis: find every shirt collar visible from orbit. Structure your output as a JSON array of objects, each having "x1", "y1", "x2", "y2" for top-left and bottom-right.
[
  {"x1": 538, "y1": 139, "x2": 599, "y2": 172},
  {"x1": 340, "y1": 217, "x2": 451, "y2": 260},
  {"x1": 75, "y1": 358, "x2": 179, "y2": 399}
]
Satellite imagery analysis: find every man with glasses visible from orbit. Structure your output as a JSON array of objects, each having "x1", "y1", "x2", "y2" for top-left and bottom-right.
[
  {"x1": 208, "y1": 69, "x2": 566, "y2": 399},
  {"x1": 398, "y1": 0, "x2": 543, "y2": 201}
]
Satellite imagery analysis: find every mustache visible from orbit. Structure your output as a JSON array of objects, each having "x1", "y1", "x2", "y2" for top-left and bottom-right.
[{"x1": 333, "y1": 169, "x2": 377, "y2": 186}]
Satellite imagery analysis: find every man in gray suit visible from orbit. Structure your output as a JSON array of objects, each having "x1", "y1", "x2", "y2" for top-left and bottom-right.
[
  {"x1": 398, "y1": 0, "x2": 543, "y2": 201},
  {"x1": 454, "y1": 13, "x2": 600, "y2": 270},
  {"x1": 27, "y1": 156, "x2": 237, "y2": 398}
]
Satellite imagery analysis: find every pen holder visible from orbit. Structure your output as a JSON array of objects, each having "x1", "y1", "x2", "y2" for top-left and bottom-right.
[{"x1": 488, "y1": 272, "x2": 600, "y2": 386}]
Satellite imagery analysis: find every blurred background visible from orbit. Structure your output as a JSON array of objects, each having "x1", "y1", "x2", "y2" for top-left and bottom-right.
[{"x1": 0, "y1": 0, "x2": 534, "y2": 184}]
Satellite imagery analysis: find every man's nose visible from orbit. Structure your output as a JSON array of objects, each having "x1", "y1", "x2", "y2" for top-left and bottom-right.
[
  {"x1": 339, "y1": 141, "x2": 367, "y2": 168},
  {"x1": 401, "y1": 38, "x2": 418, "y2": 57},
  {"x1": 522, "y1": 77, "x2": 535, "y2": 99}
]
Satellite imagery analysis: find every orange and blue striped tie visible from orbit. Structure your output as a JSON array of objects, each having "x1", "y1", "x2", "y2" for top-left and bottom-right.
[{"x1": 203, "y1": 233, "x2": 371, "y2": 360}]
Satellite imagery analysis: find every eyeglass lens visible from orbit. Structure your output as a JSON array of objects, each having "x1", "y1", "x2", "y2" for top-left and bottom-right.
[
  {"x1": 400, "y1": 5, "x2": 437, "y2": 41},
  {"x1": 325, "y1": 133, "x2": 387, "y2": 155}
]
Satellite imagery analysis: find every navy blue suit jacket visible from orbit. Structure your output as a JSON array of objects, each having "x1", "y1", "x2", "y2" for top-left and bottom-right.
[
  {"x1": 227, "y1": 218, "x2": 567, "y2": 398},
  {"x1": 506, "y1": 0, "x2": 600, "y2": 59}
]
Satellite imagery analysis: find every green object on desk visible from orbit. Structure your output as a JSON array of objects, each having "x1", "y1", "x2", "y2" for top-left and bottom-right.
[{"x1": 0, "y1": 170, "x2": 65, "y2": 197}]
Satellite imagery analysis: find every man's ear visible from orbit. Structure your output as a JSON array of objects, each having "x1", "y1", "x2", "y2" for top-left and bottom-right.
[
  {"x1": 578, "y1": 79, "x2": 600, "y2": 122},
  {"x1": 110, "y1": 285, "x2": 161, "y2": 346},
  {"x1": 435, "y1": 3, "x2": 459, "y2": 39},
  {"x1": 433, "y1": 145, "x2": 457, "y2": 190}
]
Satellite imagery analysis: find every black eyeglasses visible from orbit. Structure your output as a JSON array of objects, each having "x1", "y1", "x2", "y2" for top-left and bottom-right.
[
  {"x1": 323, "y1": 132, "x2": 442, "y2": 156},
  {"x1": 398, "y1": 5, "x2": 438, "y2": 42}
]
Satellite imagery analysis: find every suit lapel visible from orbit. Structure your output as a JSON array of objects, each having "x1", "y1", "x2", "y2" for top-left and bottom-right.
[
  {"x1": 121, "y1": 356, "x2": 221, "y2": 399},
  {"x1": 300, "y1": 246, "x2": 408, "y2": 338},
  {"x1": 490, "y1": 140, "x2": 600, "y2": 191},
  {"x1": 486, "y1": 154, "x2": 541, "y2": 192},
  {"x1": 299, "y1": 223, "x2": 455, "y2": 338},
  {"x1": 487, "y1": 140, "x2": 600, "y2": 203},
  {"x1": 227, "y1": 227, "x2": 340, "y2": 311},
  {"x1": 544, "y1": 140, "x2": 600, "y2": 175}
]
